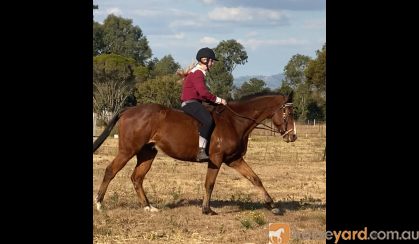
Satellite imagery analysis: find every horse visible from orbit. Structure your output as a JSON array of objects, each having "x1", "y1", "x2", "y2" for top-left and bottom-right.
[
  {"x1": 93, "y1": 91, "x2": 297, "y2": 215},
  {"x1": 269, "y1": 228, "x2": 285, "y2": 244}
]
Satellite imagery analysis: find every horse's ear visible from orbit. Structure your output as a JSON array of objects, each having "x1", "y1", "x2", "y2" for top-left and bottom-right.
[{"x1": 286, "y1": 90, "x2": 294, "y2": 103}]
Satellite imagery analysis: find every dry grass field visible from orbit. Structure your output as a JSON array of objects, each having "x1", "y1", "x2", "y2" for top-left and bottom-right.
[{"x1": 93, "y1": 124, "x2": 326, "y2": 243}]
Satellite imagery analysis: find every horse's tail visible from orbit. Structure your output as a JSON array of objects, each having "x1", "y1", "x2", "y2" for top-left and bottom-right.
[{"x1": 93, "y1": 107, "x2": 128, "y2": 153}]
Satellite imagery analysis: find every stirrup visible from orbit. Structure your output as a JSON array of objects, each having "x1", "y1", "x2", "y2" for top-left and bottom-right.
[{"x1": 196, "y1": 148, "x2": 209, "y2": 162}]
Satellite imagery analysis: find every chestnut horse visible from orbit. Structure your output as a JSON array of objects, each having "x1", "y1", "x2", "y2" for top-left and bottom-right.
[{"x1": 93, "y1": 92, "x2": 297, "y2": 215}]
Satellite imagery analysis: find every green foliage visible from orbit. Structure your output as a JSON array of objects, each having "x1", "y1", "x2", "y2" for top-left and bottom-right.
[
  {"x1": 240, "y1": 218, "x2": 252, "y2": 229},
  {"x1": 306, "y1": 99, "x2": 325, "y2": 121},
  {"x1": 238, "y1": 211, "x2": 267, "y2": 229},
  {"x1": 305, "y1": 43, "x2": 326, "y2": 98},
  {"x1": 214, "y1": 39, "x2": 248, "y2": 74},
  {"x1": 281, "y1": 44, "x2": 326, "y2": 122},
  {"x1": 151, "y1": 55, "x2": 180, "y2": 77},
  {"x1": 93, "y1": 54, "x2": 138, "y2": 122},
  {"x1": 277, "y1": 81, "x2": 293, "y2": 95},
  {"x1": 93, "y1": 53, "x2": 137, "y2": 84},
  {"x1": 135, "y1": 74, "x2": 182, "y2": 108},
  {"x1": 293, "y1": 83, "x2": 311, "y2": 121},
  {"x1": 96, "y1": 14, "x2": 152, "y2": 64},
  {"x1": 207, "y1": 64, "x2": 234, "y2": 100},
  {"x1": 234, "y1": 78, "x2": 270, "y2": 99},
  {"x1": 93, "y1": 21, "x2": 104, "y2": 56},
  {"x1": 283, "y1": 54, "x2": 312, "y2": 89},
  {"x1": 204, "y1": 39, "x2": 248, "y2": 99},
  {"x1": 133, "y1": 65, "x2": 150, "y2": 83}
]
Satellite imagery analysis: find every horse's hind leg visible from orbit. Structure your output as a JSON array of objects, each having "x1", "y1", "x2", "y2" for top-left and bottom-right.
[
  {"x1": 227, "y1": 157, "x2": 279, "y2": 212},
  {"x1": 96, "y1": 150, "x2": 135, "y2": 211},
  {"x1": 130, "y1": 144, "x2": 158, "y2": 212}
]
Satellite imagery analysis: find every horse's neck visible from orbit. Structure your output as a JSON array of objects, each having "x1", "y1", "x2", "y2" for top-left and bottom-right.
[{"x1": 228, "y1": 97, "x2": 283, "y2": 137}]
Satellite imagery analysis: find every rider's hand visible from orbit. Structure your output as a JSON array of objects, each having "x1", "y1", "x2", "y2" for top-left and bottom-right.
[{"x1": 216, "y1": 97, "x2": 227, "y2": 105}]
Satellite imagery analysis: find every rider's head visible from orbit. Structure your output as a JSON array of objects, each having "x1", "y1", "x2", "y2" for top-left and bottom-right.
[{"x1": 196, "y1": 47, "x2": 218, "y2": 70}]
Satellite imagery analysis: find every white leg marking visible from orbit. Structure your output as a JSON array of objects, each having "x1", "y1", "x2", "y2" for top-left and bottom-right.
[
  {"x1": 96, "y1": 202, "x2": 102, "y2": 211},
  {"x1": 144, "y1": 205, "x2": 159, "y2": 212}
]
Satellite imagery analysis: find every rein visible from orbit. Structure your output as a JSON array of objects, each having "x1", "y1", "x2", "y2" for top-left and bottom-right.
[{"x1": 224, "y1": 103, "x2": 295, "y2": 136}]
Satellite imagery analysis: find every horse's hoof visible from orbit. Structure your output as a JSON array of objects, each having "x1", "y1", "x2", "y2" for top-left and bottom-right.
[
  {"x1": 271, "y1": 208, "x2": 284, "y2": 215},
  {"x1": 96, "y1": 202, "x2": 102, "y2": 212},
  {"x1": 144, "y1": 205, "x2": 159, "y2": 212},
  {"x1": 202, "y1": 208, "x2": 218, "y2": 215}
]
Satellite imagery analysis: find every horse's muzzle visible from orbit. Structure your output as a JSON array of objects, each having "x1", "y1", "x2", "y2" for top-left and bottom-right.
[{"x1": 283, "y1": 133, "x2": 297, "y2": 143}]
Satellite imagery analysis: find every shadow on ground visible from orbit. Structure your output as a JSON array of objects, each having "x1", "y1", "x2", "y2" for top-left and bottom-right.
[{"x1": 164, "y1": 198, "x2": 325, "y2": 212}]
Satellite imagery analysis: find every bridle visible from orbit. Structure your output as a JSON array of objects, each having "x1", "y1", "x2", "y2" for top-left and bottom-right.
[
  {"x1": 223, "y1": 102, "x2": 296, "y2": 137},
  {"x1": 277, "y1": 103, "x2": 296, "y2": 137}
]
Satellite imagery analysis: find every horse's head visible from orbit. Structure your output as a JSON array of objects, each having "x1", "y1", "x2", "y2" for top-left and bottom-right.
[{"x1": 272, "y1": 91, "x2": 297, "y2": 142}]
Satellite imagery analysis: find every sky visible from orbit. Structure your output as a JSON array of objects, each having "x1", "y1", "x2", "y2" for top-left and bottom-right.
[{"x1": 93, "y1": 0, "x2": 325, "y2": 78}]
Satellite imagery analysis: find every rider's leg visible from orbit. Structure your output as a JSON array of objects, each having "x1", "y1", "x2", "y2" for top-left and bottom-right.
[{"x1": 181, "y1": 102, "x2": 214, "y2": 161}]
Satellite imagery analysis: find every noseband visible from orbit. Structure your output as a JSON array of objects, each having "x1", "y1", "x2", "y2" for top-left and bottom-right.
[{"x1": 279, "y1": 103, "x2": 296, "y2": 137}]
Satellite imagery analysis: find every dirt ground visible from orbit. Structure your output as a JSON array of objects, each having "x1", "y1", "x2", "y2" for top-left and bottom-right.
[{"x1": 93, "y1": 132, "x2": 326, "y2": 244}]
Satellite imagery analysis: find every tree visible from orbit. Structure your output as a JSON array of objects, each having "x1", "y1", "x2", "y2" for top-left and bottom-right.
[
  {"x1": 93, "y1": 21, "x2": 104, "y2": 56},
  {"x1": 234, "y1": 78, "x2": 270, "y2": 99},
  {"x1": 277, "y1": 81, "x2": 293, "y2": 95},
  {"x1": 135, "y1": 74, "x2": 182, "y2": 108},
  {"x1": 214, "y1": 39, "x2": 248, "y2": 74},
  {"x1": 208, "y1": 40, "x2": 248, "y2": 99},
  {"x1": 93, "y1": 82, "x2": 132, "y2": 125},
  {"x1": 93, "y1": 54, "x2": 138, "y2": 123},
  {"x1": 306, "y1": 99, "x2": 325, "y2": 121},
  {"x1": 306, "y1": 43, "x2": 326, "y2": 97},
  {"x1": 99, "y1": 14, "x2": 152, "y2": 65},
  {"x1": 283, "y1": 54, "x2": 312, "y2": 89},
  {"x1": 282, "y1": 54, "x2": 312, "y2": 121},
  {"x1": 207, "y1": 63, "x2": 234, "y2": 100},
  {"x1": 151, "y1": 55, "x2": 180, "y2": 77},
  {"x1": 291, "y1": 82, "x2": 310, "y2": 121}
]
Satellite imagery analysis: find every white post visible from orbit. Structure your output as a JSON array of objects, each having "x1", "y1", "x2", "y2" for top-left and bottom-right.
[{"x1": 314, "y1": 119, "x2": 316, "y2": 126}]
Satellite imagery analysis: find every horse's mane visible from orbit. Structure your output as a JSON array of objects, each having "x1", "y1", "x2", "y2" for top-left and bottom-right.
[{"x1": 232, "y1": 91, "x2": 285, "y2": 102}]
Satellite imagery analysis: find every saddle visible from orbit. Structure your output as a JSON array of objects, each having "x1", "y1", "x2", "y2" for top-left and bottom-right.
[{"x1": 202, "y1": 102, "x2": 226, "y2": 115}]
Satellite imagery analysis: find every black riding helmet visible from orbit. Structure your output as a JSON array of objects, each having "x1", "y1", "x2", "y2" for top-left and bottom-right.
[{"x1": 196, "y1": 47, "x2": 219, "y2": 62}]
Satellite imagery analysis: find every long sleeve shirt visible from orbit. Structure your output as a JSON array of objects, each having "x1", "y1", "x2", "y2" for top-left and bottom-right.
[{"x1": 180, "y1": 65, "x2": 217, "y2": 103}]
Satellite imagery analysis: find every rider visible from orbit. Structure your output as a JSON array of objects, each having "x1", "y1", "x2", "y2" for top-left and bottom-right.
[{"x1": 180, "y1": 47, "x2": 227, "y2": 161}]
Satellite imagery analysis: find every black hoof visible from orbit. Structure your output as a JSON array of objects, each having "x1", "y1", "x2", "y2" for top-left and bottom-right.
[{"x1": 271, "y1": 208, "x2": 285, "y2": 215}]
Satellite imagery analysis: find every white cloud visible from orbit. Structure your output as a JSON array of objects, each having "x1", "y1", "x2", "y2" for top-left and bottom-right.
[
  {"x1": 174, "y1": 32, "x2": 185, "y2": 39},
  {"x1": 200, "y1": 36, "x2": 218, "y2": 45},
  {"x1": 214, "y1": 0, "x2": 325, "y2": 11},
  {"x1": 201, "y1": 0, "x2": 216, "y2": 4},
  {"x1": 106, "y1": 7, "x2": 123, "y2": 16},
  {"x1": 169, "y1": 20, "x2": 203, "y2": 28},
  {"x1": 208, "y1": 7, "x2": 284, "y2": 23},
  {"x1": 209, "y1": 7, "x2": 251, "y2": 21},
  {"x1": 239, "y1": 38, "x2": 308, "y2": 50},
  {"x1": 133, "y1": 9, "x2": 162, "y2": 17}
]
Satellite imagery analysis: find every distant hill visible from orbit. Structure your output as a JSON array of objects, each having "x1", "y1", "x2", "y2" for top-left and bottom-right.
[{"x1": 233, "y1": 73, "x2": 284, "y2": 90}]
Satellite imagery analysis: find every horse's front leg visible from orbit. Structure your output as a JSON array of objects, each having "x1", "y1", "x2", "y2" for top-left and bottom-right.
[
  {"x1": 202, "y1": 156, "x2": 222, "y2": 215},
  {"x1": 227, "y1": 157, "x2": 283, "y2": 214}
]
